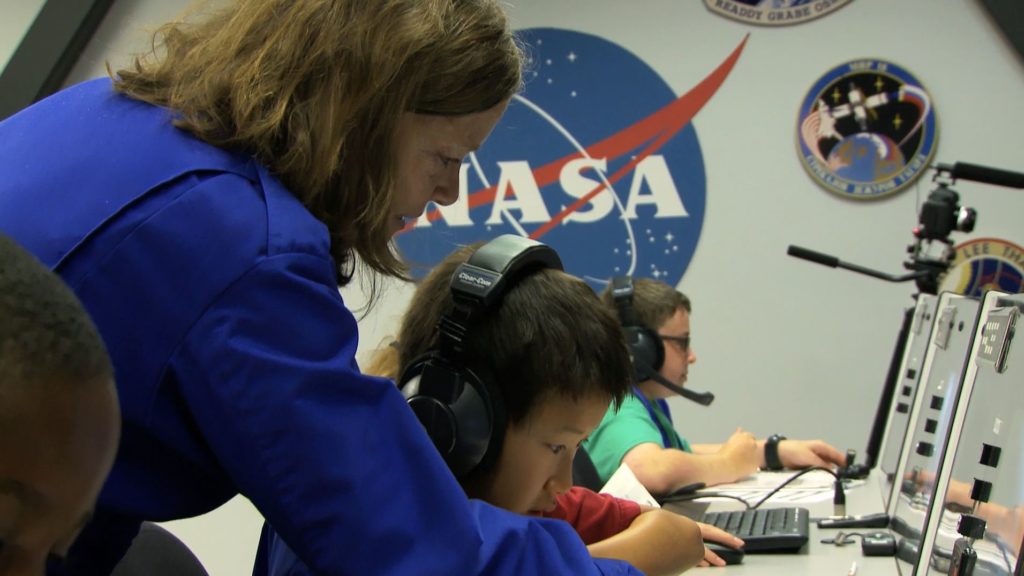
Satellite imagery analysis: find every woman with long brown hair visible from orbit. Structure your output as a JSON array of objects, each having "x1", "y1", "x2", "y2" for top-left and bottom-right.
[{"x1": 0, "y1": 1, "x2": 640, "y2": 574}]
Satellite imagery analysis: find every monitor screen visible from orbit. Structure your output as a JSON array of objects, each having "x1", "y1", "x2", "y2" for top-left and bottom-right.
[
  {"x1": 916, "y1": 291, "x2": 1022, "y2": 576},
  {"x1": 887, "y1": 292, "x2": 982, "y2": 574},
  {"x1": 879, "y1": 294, "x2": 940, "y2": 508}
]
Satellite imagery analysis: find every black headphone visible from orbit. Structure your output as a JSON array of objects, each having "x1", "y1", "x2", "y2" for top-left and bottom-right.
[
  {"x1": 610, "y1": 276, "x2": 714, "y2": 406},
  {"x1": 399, "y1": 235, "x2": 563, "y2": 478}
]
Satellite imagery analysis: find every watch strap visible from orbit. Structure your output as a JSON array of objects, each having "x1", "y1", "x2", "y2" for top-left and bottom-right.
[{"x1": 765, "y1": 434, "x2": 787, "y2": 471}]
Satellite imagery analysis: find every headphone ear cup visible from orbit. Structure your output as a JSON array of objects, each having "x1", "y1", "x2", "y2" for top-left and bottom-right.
[
  {"x1": 458, "y1": 366, "x2": 506, "y2": 477},
  {"x1": 446, "y1": 368, "x2": 496, "y2": 477},
  {"x1": 398, "y1": 353, "x2": 459, "y2": 461},
  {"x1": 624, "y1": 326, "x2": 665, "y2": 377},
  {"x1": 398, "y1": 353, "x2": 499, "y2": 478}
]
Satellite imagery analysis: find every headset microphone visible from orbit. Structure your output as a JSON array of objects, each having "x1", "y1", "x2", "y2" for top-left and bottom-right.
[{"x1": 635, "y1": 362, "x2": 715, "y2": 406}]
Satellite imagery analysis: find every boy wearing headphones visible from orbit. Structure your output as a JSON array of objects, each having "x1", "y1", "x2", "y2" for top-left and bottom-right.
[
  {"x1": 262, "y1": 238, "x2": 724, "y2": 575},
  {"x1": 583, "y1": 276, "x2": 847, "y2": 495},
  {"x1": 0, "y1": 233, "x2": 121, "y2": 574}
]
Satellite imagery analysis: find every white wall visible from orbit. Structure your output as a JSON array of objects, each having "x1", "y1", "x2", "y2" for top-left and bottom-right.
[
  {"x1": 20, "y1": 0, "x2": 1024, "y2": 574},
  {"x1": 500, "y1": 0, "x2": 1024, "y2": 452}
]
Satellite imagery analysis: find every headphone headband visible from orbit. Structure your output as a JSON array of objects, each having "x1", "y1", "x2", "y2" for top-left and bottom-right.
[
  {"x1": 609, "y1": 275, "x2": 658, "y2": 384},
  {"x1": 610, "y1": 275, "x2": 637, "y2": 327},
  {"x1": 439, "y1": 235, "x2": 563, "y2": 359},
  {"x1": 453, "y1": 235, "x2": 563, "y2": 307}
]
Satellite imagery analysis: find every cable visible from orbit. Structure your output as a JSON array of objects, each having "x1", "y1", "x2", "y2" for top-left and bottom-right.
[
  {"x1": 750, "y1": 466, "x2": 846, "y2": 515},
  {"x1": 658, "y1": 491, "x2": 752, "y2": 509},
  {"x1": 820, "y1": 531, "x2": 868, "y2": 546},
  {"x1": 658, "y1": 466, "x2": 846, "y2": 515}
]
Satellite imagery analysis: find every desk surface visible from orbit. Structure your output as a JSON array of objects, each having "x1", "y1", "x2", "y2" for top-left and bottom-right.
[{"x1": 667, "y1": 470, "x2": 899, "y2": 575}]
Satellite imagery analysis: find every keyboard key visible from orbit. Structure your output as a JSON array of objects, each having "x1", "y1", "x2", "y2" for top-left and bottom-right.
[
  {"x1": 726, "y1": 512, "x2": 742, "y2": 533},
  {"x1": 739, "y1": 510, "x2": 755, "y2": 534},
  {"x1": 752, "y1": 510, "x2": 768, "y2": 535}
]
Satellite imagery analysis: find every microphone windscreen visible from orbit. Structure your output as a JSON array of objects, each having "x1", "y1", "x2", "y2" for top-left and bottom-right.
[{"x1": 951, "y1": 162, "x2": 1024, "y2": 189}]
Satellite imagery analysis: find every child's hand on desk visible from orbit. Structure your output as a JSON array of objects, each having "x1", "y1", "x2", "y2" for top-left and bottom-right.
[{"x1": 695, "y1": 522, "x2": 745, "y2": 567}]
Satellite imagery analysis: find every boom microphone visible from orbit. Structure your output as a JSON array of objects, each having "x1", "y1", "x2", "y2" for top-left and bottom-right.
[{"x1": 638, "y1": 365, "x2": 715, "y2": 406}]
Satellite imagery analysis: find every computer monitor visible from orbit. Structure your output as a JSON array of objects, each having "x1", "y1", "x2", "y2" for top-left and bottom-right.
[
  {"x1": 878, "y1": 293, "x2": 941, "y2": 508},
  {"x1": 915, "y1": 291, "x2": 1021, "y2": 576},
  {"x1": 887, "y1": 292, "x2": 983, "y2": 574}
]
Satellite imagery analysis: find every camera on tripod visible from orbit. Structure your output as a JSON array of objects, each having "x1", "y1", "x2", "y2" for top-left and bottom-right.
[{"x1": 789, "y1": 160, "x2": 1022, "y2": 295}]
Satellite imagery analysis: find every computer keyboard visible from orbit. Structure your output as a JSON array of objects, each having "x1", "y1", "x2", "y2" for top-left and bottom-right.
[{"x1": 700, "y1": 507, "x2": 810, "y2": 552}]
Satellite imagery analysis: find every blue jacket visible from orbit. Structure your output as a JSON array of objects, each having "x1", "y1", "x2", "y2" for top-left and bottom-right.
[{"x1": 0, "y1": 79, "x2": 640, "y2": 575}]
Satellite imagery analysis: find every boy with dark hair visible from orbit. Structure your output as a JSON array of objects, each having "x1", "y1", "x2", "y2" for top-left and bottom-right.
[
  {"x1": 0, "y1": 233, "x2": 120, "y2": 574},
  {"x1": 264, "y1": 242, "x2": 730, "y2": 575},
  {"x1": 584, "y1": 276, "x2": 846, "y2": 495}
]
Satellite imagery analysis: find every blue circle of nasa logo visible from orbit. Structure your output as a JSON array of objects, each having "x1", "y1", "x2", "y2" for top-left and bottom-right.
[
  {"x1": 940, "y1": 238, "x2": 1024, "y2": 296},
  {"x1": 796, "y1": 59, "x2": 937, "y2": 200},
  {"x1": 397, "y1": 28, "x2": 737, "y2": 289}
]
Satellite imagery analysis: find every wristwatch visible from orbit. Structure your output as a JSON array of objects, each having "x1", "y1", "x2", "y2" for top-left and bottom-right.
[{"x1": 764, "y1": 434, "x2": 787, "y2": 471}]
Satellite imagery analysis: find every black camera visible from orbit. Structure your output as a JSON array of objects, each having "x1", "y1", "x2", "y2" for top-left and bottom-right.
[
  {"x1": 904, "y1": 164, "x2": 988, "y2": 294},
  {"x1": 915, "y1": 160, "x2": 1024, "y2": 244},
  {"x1": 915, "y1": 183, "x2": 977, "y2": 242}
]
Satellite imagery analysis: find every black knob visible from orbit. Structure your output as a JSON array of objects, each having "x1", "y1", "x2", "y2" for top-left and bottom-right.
[{"x1": 957, "y1": 514, "x2": 986, "y2": 539}]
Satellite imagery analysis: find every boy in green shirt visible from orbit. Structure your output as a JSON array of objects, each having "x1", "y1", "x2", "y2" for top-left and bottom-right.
[{"x1": 584, "y1": 276, "x2": 846, "y2": 495}]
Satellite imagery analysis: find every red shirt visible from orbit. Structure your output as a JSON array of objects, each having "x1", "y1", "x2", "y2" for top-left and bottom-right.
[{"x1": 542, "y1": 487, "x2": 642, "y2": 544}]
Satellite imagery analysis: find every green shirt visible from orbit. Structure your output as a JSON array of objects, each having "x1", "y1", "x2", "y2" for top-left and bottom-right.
[{"x1": 582, "y1": 393, "x2": 692, "y2": 483}]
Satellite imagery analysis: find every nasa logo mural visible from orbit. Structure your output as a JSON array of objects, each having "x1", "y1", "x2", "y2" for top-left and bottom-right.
[
  {"x1": 397, "y1": 28, "x2": 747, "y2": 289},
  {"x1": 796, "y1": 59, "x2": 937, "y2": 200},
  {"x1": 704, "y1": 0, "x2": 852, "y2": 26},
  {"x1": 940, "y1": 238, "x2": 1024, "y2": 296}
]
